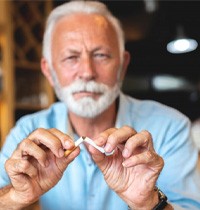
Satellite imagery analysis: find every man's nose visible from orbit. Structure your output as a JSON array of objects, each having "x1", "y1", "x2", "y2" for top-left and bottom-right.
[{"x1": 78, "y1": 56, "x2": 96, "y2": 81}]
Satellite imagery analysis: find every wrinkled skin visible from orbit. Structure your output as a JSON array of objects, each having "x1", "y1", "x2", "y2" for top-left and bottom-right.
[
  {"x1": 5, "y1": 128, "x2": 80, "y2": 206},
  {"x1": 5, "y1": 126, "x2": 164, "y2": 209},
  {"x1": 88, "y1": 126, "x2": 164, "y2": 209}
]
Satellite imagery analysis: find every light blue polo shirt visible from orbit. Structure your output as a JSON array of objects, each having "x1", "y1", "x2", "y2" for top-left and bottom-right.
[{"x1": 1, "y1": 92, "x2": 200, "y2": 210}]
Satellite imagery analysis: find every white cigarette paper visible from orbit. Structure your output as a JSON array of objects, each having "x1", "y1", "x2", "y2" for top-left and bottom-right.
[{"x1": 64, "y1": 136, "x2": 114, "y2": 156}]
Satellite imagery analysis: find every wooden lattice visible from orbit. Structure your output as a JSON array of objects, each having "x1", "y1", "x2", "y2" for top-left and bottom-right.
[
  {"x1": 12, "y1": 1, "x2": 51, "y2": 70},
  {"x1": 11, "y1": 1, "x2": 54, "y2": 110}
]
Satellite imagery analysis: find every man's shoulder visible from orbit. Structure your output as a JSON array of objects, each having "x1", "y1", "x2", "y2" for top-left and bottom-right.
[
  {"x1": 16, "y1": 102, "x2": 67, "y2": 128},
  {"x1": 122, "y1": 93, "x2": 189, "y2": 122}
]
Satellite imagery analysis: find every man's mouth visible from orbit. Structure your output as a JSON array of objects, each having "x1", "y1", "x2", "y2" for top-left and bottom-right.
[{"x1": 73, "y1": 91, "x2": 102, "y2": 99}]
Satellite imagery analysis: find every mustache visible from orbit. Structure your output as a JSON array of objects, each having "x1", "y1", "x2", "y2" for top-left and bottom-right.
[{"x1": 66, "y1": 80, "x2": 109, "y2": 94}]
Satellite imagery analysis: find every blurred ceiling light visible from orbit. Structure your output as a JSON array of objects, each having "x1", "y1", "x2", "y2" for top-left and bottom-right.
[
  {"x1": 152, "y1": 74, "x2": 194, "y2": 91},
  {"x1": 167, "y1": 26, "x2": 198, "y2": 54}
]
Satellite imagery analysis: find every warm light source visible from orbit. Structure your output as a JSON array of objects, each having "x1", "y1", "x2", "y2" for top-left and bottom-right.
[
  {"x1": 0, "y1": 69, "x2": 1, "y2": 87},
  {"x1": 167, "y1": 26, "x2": 198, "y2": 54},
  {"x1": 0, "y1": 43, "x2": 2, "y2": 92}
]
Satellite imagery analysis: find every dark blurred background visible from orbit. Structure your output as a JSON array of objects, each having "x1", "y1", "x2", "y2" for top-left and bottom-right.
[
  {"x1": 54, "y1": 0, "x2": 200, "y2": 121},
  {"x1": 11, "y1": 0, "x2": 200, "y2": 122}
]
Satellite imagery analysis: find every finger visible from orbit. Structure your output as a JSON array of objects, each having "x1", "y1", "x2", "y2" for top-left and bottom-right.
[
  {"x1": 28, "y1": 128, "x2": 65, "y2": 158},
  {"x1": 64, "y1": 136, "x2": 84, "y2": 157},
  {"x1": 64, "y1": 147, "x2": 80, "y2": 159},
  {"x1": 5, "y1": 158, "x2": 38, "y2": 179},
  {"x1": 122, "y1": 150, "x2": 163, "y2": 169},
  {"x1": 103, "y1": 126, "x2": 137, "y2": 153},
  {"x1": 48, "y1": 128, "x2": 75, "y2": 150},
  {"x1": 64, "y1": 146, "x2": 78, "y2": 157},
  {"x1": 45, "y1": 146, "x2": 80, "y2": 173},
  {"x1": 12, "y1": 138, "x2": 48, "y2": 167},
  {"x1": 88, "y1": 147, "x2": 105, "y2": 163},
  {"x1": 122, "y1": 130, "x2": 153, "y2": 158},
  {"x1": 94, "y1": 128, "x2": 117, "y2": 146},
  {"x1": 87, "y1": 143, "x2": 105, "y2": 156},
  {"x1": 90, "y1": 128, "x2": 117, "y2": 160}
]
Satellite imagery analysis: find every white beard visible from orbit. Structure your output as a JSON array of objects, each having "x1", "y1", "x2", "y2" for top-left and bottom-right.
[{"x1": 54, "y1": 79, "x2": 120, "y2": 118}]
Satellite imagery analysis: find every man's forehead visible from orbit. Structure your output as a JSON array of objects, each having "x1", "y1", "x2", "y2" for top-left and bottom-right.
[
  {"x1": 51, "y1": 12, "x2": 120, "y2": 55},
  {"x1": 52, "y1": 13, "x2": 117, "y2": 44}
]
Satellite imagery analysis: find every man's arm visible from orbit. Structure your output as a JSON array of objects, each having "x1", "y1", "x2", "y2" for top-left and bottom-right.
[
  {"x1": 0, "y1": 128, "x2": 79, "y2": 210},
  {"x1": 0, "y1": 185, "x2": 23, "y2": 210},
  {"x1": 89, "y1": 126, "x2": 174, "y2": 210}
]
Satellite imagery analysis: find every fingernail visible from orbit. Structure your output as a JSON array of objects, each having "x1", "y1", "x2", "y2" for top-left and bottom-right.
[
  {"x1": 122, "y1": 148, "x2": 130, "y2": 158},
  {"x1": 65, "y1": 140, "x2": 73, "y2": 148},
  {"x1": 104, "y1": 143, "x2": 112, "y2": 152}
]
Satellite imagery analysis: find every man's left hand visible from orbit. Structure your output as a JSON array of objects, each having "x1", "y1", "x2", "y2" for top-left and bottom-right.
[{"x1": 88, "y1": 126, "x2": 164, "y2": 210}]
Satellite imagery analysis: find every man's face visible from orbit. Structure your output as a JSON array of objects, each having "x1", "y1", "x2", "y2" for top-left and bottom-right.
[{"x1": 50, "y1": 13, "x2": 122, "y2": 118}]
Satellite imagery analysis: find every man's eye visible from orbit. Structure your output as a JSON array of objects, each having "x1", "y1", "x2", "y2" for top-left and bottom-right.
[
  {"x1": 67, "y1": 56, "x2": 78, "y2": 60},
  {"x1": 94, "y1": 53, "x2": 110, "y2": 59},
  {"x1": 61, "y1": 55, "x2": 78, "y2": 62}
]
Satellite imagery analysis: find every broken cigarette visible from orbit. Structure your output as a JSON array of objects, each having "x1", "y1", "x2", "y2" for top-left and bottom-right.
[
  {"x1": 64, "y1": 136, "x2": 114, "y2": 157},
  {"x1": 64, "y1": 137, "x2": 84, "y2": 156}
]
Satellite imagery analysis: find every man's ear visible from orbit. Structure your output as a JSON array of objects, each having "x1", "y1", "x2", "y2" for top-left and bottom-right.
[
  {"x1": 41, "y1": 58, "x2": 54, "y2": 86},
  {"x1": 119, "y1": 51, "x2": 131, "y2": 81}
]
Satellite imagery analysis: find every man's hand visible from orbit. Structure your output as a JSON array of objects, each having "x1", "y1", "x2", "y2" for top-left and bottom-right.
[
  {"x1": 88, "y1": 126, "x2": 164, "y2": 210},
  {"x1": 4, "y1": 128, "x2": 79, "y2": 209}
]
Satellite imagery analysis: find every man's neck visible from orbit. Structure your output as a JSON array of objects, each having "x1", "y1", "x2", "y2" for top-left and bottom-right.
[{"x1": 68, "y1": 102, "x2": 117, "y2": 139}]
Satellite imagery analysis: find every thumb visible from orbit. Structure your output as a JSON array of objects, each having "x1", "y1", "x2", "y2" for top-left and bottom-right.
[{"x1": 88, "y1": 145, "x2": 109, "y2": 170}]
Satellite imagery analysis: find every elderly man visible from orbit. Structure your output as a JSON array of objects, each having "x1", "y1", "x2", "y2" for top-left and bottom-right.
[{"x1": 0, "y1": 1, "x2": 200, "y2": 210}]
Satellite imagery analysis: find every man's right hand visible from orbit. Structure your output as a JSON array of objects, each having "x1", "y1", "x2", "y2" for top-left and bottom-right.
[{"x1": 3, "y1": 128, "x2": 79, "y2": 209}]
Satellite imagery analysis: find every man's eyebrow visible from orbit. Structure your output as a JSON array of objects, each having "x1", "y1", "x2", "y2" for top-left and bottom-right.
[
  {"x1": 91, "y1": 46, "x2": 110, "y2": 53},
  {"x1": 64, "y1": 46, "x2": 110, "y2": 54},
  {"x1": 66, "y1": 49, "x2": 80, "y2": 54},
  {"x1": 92, "y1": 47, "x2": 102, "y2": 52}
]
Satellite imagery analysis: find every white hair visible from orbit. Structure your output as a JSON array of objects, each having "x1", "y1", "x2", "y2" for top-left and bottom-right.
[{"x1": 42, "y1": 0, "x2": 125, "y2": 68}]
